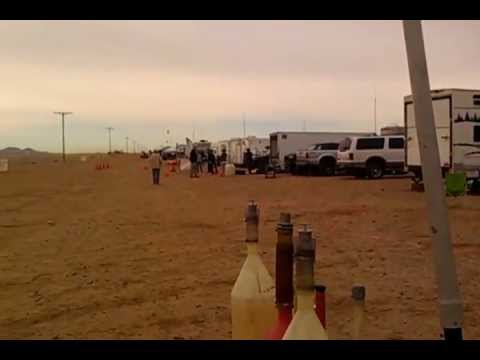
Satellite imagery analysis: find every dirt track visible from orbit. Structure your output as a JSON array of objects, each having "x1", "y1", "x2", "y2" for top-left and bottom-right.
[{"x1": 1, "y1": 154, "x2": 480, "y2": 339}]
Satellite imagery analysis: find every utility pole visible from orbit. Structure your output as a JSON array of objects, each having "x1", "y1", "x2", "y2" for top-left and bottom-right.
[
  {"x1": 403, "y1": 19, "x2": 463, "y2": 341},
  {"x1": 302, "y1": 119, "x2": 307, "y2": 131},
  {"x1": 133, "y1": 140, "x2": 136, "y2": 154},
  {"x1": 243, "y1": 113, "x2": 246, "y2": 138},
  {"x1": 125, "y1": 137, "x2": 129, "y2": 154},
  {"x1": 54, "y1": 112, "x2": 72, "y2": 162},
  {"x1": 106, "y1": 127, "x2": 114, "y2": 154},
  {"x1": 374, "y1": 87, "x2": 377, "y2": 134}
]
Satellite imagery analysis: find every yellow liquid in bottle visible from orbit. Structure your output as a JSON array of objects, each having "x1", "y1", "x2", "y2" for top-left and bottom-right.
[
  {"x1": 231, "y1": 243, "x2": 276, "y2": 339},
  {"x1": 352, "y1": 301, "x2": 365, "y2": 340},
  {"x1": 282, "y1": 291, "x2": 328, "y2": 340}
]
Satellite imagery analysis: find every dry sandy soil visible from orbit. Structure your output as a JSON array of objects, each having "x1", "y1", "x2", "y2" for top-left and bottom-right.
[{"x1": 1, "y1": 154, "x2": 480, "y2": 340}]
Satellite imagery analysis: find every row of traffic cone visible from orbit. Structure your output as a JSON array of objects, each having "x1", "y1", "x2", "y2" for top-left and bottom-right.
[
  {"x1": 95, "y1": 161, "x2": 111, "y2": 170},
  {"x1": 231, "y1": 201, "x2": 366, "y2": 340}
]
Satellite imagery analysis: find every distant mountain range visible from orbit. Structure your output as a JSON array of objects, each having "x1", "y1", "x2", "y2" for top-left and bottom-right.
[{"x1": 0, "y1": 147, "x2": 48, "y2": 155}]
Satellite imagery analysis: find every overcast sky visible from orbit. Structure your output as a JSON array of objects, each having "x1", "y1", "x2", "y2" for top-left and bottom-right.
[{"x1": 1, "y1": 20, "x2": 479, "y2": 152}]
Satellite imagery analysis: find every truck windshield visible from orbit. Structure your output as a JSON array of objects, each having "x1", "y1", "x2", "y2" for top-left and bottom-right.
[{"x1": 338, "y1": 138, "x2": 351, "y2": 152}]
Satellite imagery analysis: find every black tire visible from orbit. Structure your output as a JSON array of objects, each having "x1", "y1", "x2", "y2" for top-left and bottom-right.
[
  {"x1": 366, "y1": 160, "x2": 384, "y2": 179},
  {"x1": 319, "y1": 157, "x2": 336, "y2": 176}
]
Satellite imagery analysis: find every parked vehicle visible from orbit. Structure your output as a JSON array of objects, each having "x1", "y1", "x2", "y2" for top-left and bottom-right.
[
  {"x1": 337, "y1": 135, "x2": 406, "y2": 179},
  {"x1": 295, "y1": 142, "x2": 339, "y2": 176},
  {"x1": 405, "y1": 88, "x2": 480, "y2": 183},
  {"x1": 270, "y1": 131, "x2": 373, "y2": 171},
  {"x1": 161, "y1": 148, "x2": 177, "y2": 160}
]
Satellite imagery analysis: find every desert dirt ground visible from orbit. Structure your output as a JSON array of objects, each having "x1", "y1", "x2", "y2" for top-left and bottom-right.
[{"x1": 1, "y1": 154, "x2": 480, "y2": 340}]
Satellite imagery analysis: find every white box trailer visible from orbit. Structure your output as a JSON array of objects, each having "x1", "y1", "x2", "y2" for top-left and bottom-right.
[
  {"x1": 405, "y1": 89, "x2": 480, "y2": 180},
  {"x1": 215, "y1": 136, "x2": 269, "y2": 166},
  {"x1": 244, "y1": 137, "x2": 269, "y2": 157},
  {"x1": 270, "y1": 131, "x2": 374, "y2": 170},
  {"x1": 228, "y1": 138, "x2": 244, "y2": 164}
]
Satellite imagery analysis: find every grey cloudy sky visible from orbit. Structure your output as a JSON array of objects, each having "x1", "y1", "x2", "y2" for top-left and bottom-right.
[{"x1": 1, "y1": 20, "x2": 479, "y2": 152}]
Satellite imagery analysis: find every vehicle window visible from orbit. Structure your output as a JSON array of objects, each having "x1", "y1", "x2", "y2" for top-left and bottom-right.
[
  {"x1": 281, "y1": 134, "x2": 287, "y2": 139},
  {"x1": 356, "y1": 138, "x2": 385, "y2": 150},
  {"x1": 388, "y1": 138, "x2": 404, "y2": 149},
  {"x1": 474, "y1": 126, "x2": 480, "y2": 142},
  {"x1": 338, "y1": 138, "x2": 351, "y2": 152},
  {"x1": 321, "y1": 143, "x2": 339, "y2": 150},
  {"x1": 474, "y1": 95, "x2": 480, "y2": 106},
  {"x1": 307, "y1": 144, "x2": 318, "y2": 150}
]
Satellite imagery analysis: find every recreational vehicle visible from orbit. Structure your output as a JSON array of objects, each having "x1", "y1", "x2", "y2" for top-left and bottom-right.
[
  {"x1": 214, "y1": 136, "x2": 270, "y2": 166},
  {"x1": 405, "y1": 89, "x2": 480, "y2": 182}
]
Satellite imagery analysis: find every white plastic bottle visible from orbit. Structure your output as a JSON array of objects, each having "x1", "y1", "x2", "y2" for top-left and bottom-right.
[
  {"x1": 352, "y1": 285, "x2": 366, "y2": 340},
  {"x1": 283, "y1": 225, "x2": 328, "y2": 340},
  {"x1": 231, "y1": 201, "x2": 276, "y2": 339}
]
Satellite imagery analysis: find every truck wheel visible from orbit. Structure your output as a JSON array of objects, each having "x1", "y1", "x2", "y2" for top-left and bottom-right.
[
  {"x1": 366, "y1": 160, "x2": 384, "y2": 179},
  {"x1": 319, "y1": 158, "x2": 336, "y2": 176}
]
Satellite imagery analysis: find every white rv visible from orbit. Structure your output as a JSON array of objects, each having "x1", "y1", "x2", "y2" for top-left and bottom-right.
[
  {"x1": 270, "y1": 131, "x2": 374, "y2": 170},
  {"x1": 244, "y1": 136, "x2": 269, "y2": 157},
  {"x1": 214, "y1": 136, "x2": 270, "y2": 166},
  {"x1": 405, "y1": 89, "x2": 480, "y2": 181},
  {"x1": 213, "y1": 140, "x2": 229, "y2": 155}
]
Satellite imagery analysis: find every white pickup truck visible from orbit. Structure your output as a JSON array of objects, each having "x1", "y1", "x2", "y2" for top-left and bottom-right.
[
  {"x1": 295, "y1": 142, "x2": 339, "y2": 176},
  {"x1": 337, "y1": 135, "x2": 406, "y2": 179}
]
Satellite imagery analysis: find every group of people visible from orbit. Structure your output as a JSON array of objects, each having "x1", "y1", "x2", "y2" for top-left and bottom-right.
[
  {"x1": 148, "y1": 146, "x2": 255, "y2": 184},
  {"x1": 189, "y1": 147, "x2": 228, "y2": 178}
]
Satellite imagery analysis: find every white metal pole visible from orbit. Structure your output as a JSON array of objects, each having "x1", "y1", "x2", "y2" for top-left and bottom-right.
[{"x1": 403, "y1": 20, "x2": 463, "y2": 340}]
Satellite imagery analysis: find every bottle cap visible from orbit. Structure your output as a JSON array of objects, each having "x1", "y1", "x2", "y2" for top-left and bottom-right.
[
  {"x1": 279, "y1": 213, "x2": 291, "y2": 224},
  {"x1": 245, "y1": 201, "x2": 259, "y2": 223},
  {"x1": 352, "y1": 285, "x2": 366, "y2": 301},
  {"x1": 296, "y1": 225, "x2": 315, "y2": 256}
]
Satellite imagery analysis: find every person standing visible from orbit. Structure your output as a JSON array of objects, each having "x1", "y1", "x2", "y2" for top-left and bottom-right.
[
  {"x1": 207, "y1": 149, "x2": 216, "y2": 175},
  {"x1": 219, "y1": 148, "x2": 227, "y2": 176},
  {"x1": 189, "y1": 147, "x2": 199, "y2": 178},
  {"x1": 212, "y1": 150, "x2": 218, "y2": 174},
  {"x1": 149, "y1": 150, "x2": 162, "y2": 185},
  {"x1": 244, "y1": 148, "x2": 253, "y2": 174}
]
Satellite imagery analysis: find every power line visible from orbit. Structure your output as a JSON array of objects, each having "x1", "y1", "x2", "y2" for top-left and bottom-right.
[{"x1": 53, "y1": 111, "x2": 73, "y2": 162}]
